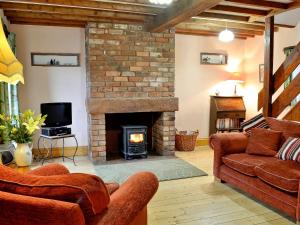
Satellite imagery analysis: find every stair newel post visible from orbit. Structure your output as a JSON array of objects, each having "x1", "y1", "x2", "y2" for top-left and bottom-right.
[{"x1": 263, "y1": 16, "x2": 275, "y2": 117}]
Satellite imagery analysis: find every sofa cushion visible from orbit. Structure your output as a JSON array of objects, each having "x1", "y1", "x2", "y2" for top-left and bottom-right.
[
  {"x1": 222, "y1": 153, "x2": 279, "y2": 177},
  {"x1": 105, "y1": 182, "x2": 119, "y2": 195},
  {"x1": 241, "y1": 113, "x2": 269, "y2": 136},
  {"x1": 0, "y1": 165, "x2": 110, "y2": 217},
  {"x1": 255, "y1": 160, "x2": 300, "y2": 193},
  {"x1": 246, "y1": 128, "x2": 282, "y2": 156},
  {"x1": 266, "y1": 117, "x2": 300, "y2": 143},
  {"x1": 277, "y1": 137, "x2": 300, "y2": 162}
]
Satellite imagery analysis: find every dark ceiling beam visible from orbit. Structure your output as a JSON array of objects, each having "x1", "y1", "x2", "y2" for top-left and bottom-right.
[
  {"x1": 196, "y1": 12, "x2": 249, "y2": 22},
  {"x1": 0, "y1": 2, "x2": 151, "y2": 22},
  {"x1": 0, "y1": 0, "x2": 163, "y2": 15},
  {"x1": 9, "y1": 17, "x2": 86, "y2": 27},
  {"x1": 4, "y1": 10, "x2": 145, "y2": 24},
  {"x1": 209, "y1": 5, "x2": 270, "y2": 16},
  {"x1": 147, "y1": 0, "x2": 222, "y2": 32},
  {"x1": 177, "y1": 23, "x2": 264, "y2": 35},
  {"x1": 175, "y1": 28, "x2": 249, "y2": 39},
  {"x1": 248, "y1": 1, "x2": 300, "y2": 22},
  {"x1": 224, "y1": 0, "x2": 288, "y2": 9},
  {"x1": 196, "y1": 13, "x2": 295, "y2": 28},
  {"x1": 185, "y1": 18, "x2": 270, "y2": 31}
]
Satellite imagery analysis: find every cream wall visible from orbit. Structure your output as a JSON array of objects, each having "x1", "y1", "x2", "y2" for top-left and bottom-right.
[
  {"x1": 10, "y1": 25, "x2": 88, "y2": 147},
  {"x1": 176, "y1": 23, "x2": 300, "y2": 139},
  {"x1": 175, "y1": 34, "x2": 246, "y2": 139}
]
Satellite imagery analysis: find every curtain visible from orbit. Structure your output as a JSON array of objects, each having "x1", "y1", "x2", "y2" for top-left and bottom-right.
[{"x1": 0, "y1": 31, "x2": 19, "y2": 116}]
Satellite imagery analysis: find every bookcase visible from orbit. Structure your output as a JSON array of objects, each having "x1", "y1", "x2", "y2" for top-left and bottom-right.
[{"x1": 209, "y1": 96, "x2": 246, "y2": 136}]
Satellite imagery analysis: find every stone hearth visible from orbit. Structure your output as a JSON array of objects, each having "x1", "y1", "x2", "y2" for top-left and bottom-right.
[{"x1": 86, "y1": 22, "x2": 178, "y2": 162}]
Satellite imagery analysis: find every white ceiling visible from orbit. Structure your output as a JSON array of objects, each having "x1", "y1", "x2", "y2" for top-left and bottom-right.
[{"x1": 275, "y1": 8, "x2": 300, "y2": 26}]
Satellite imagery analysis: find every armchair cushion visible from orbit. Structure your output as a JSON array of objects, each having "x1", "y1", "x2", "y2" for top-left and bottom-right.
[
  {"x1": 27, "y1": 163, "x2": 70, "y2": 176},
  {"x1": 0, "y1": 165, "x2": 110, "y2": 218},
  {"x1": 105, "y1": 183, "x2": 119, "y2": 195},
  {"x1": 246, "y1": 128, "x2": 282, "y2": 156},
  {"x1": 87, "y1": 172, "x2": 159, "y2": 225}
]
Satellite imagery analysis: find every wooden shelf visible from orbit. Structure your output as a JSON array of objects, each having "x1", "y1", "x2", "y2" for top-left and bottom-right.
[{"x1": 209, "y1": 96, "x2": 246, "y2": 135}]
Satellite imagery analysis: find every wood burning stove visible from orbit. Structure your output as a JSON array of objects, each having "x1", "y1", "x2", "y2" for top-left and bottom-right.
[{"x1": 122, "y1": 125, "x2": 147, "y2": 160}]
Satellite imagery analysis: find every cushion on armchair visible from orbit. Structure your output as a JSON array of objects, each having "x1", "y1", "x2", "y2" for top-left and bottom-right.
[{"x1": 0, "y1": 165, "x2": 110, "y2": 217}]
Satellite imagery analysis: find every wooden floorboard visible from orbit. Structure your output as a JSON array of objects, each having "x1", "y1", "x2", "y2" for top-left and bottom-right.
[
  {"x1": 37, "y1": 146, "x2": 296, "y2": 225},
  {"x1": 148, "y1": 146, "x2": 295, "y2": 225}
]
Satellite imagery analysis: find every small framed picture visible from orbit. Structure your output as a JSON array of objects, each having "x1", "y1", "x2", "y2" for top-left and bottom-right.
[
  {"x1": 200, "y1": 53, "x2": 227, "y2": 65},
  {"x1": 31, "y1": 53, "x2": 80, "y2": 67},
  {"x1": 259, "y1": 64, "x2": 264, "y2": 83}
]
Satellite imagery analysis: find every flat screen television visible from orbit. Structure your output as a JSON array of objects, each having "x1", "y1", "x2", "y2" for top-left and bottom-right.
[{"x1": 41, "y1": 102, "x2": 72, "y2": 127}]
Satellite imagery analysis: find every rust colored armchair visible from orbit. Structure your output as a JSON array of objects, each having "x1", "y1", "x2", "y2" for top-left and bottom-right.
[{"x1": 0, "y1": 163, "x2": 158, "y2": 225}]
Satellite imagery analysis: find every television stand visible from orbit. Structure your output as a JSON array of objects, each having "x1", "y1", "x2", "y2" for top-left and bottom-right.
[{"x1": 37, "y1": 134, "x2": 78, "y2": 166}]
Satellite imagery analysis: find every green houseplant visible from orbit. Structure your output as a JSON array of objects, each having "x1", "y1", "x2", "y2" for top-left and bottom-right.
[{"x1": 0, "y1": 110, "x2": 46, "y2": 166}]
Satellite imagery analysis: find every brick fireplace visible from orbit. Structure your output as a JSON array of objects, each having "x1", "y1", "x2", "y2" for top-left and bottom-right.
[{"x1": 85, "y1": 22, "x2": 178, "y2": 162}]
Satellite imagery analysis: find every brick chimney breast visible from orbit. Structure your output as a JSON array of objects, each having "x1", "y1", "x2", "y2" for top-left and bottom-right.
[{"x1": 86, "y1": 22, "x2": 178, "y2": 162}]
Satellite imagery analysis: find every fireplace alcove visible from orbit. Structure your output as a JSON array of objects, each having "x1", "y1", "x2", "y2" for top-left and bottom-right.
[{"x1": 105, "y1": 112, "x2": 161, "y2": 160}]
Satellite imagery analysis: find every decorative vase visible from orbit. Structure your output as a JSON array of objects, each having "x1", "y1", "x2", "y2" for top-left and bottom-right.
[{"x1": 14, "y1": 143, "x2": 33, "y2": 167}]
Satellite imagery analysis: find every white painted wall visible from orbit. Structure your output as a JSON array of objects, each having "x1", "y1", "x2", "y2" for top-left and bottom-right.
[
  {"x1": 175, "y1": 34, "x2": 246, "y2": 139},
  {"x1": 10, "y1": 25, "x2": 88, "y2": 147}
]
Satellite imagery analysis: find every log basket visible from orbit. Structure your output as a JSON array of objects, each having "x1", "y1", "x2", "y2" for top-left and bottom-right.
[{"x1": 175, "y1": 130, "x2": 199, "y2": 151}]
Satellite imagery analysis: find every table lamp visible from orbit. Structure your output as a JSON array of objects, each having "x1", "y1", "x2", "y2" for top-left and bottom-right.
[
  {"x1": 0, "y1": 18, "x2": 24, "y2": 84},
  {"x1": 227, "y1": 72, "x2": 244, "y2": 96}
]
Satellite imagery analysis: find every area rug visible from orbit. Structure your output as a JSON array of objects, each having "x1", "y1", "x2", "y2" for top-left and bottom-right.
[{"x1": 94, "y1": 156, "x2": 207, "y2": 183}]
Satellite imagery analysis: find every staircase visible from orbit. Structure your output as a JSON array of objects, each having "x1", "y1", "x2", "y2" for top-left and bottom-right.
[{"x1": 257, "y1": 41, "x2": 300, "y2": 121}]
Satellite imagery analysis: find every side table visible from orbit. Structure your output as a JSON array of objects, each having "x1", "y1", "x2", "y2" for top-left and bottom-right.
[{"x1": 38, "y1": 134, "x2": 78, "y2": 166}]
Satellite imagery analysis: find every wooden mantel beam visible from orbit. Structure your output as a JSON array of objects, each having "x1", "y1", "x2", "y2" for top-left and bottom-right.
[
  {"x1": 263, "y1": 16, "x2": 275, "y2": 117},
  {"x1": 147, "y1": 0, "x2": 222, "y2": 32}
]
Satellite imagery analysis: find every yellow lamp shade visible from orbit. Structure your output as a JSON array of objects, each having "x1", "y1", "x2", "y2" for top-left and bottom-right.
[{"x1": 0, "y1": 19, "x2": 24, "y2": 84}]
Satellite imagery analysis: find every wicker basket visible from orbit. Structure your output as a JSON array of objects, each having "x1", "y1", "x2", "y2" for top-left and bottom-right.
[{"x1": 175, "y1": 131, "x2": 199, "y2": 151}]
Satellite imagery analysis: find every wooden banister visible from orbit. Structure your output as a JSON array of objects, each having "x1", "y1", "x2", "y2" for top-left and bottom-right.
[
  {"x1": 257, "y1": 40, "x2": 300, "y2": 112},
  {"x1": 262, "y1": 16, "x2": 274, "y2": 117},
  {"x1": 257, "y1": 90, "x2": 263, "y2": 111},
  {"x1": 284, "y1": 101, "x2": 300, "y2": 121},
  {"x1": 271, "y1": 71, "x2": 300, "y2": 117},
  {"x1": 274, "y1": 41, "x2": 300, "y2": 91}
]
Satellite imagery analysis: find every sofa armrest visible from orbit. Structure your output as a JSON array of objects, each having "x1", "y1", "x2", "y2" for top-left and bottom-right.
[
  {"x1": 27, "y1": 163, "x2": 70, "y2": 176},
  {"x1": 87, "y1": 172, "x2": 159, "y2": 225},
  {"x1": 0, "y1": 191, "x2": 85, "y2": 225},
  {"x1": 209, "y1": 133, "x2": 248, "y2": 178}
]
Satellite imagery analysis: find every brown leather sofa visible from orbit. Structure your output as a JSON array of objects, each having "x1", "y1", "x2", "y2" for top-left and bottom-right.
[
  {"x1": 210, "y1": 117, "x2": 300, "y2": 223},
  {"x1": 0, "y1": 163, "x2": 158, "y2": 225}
]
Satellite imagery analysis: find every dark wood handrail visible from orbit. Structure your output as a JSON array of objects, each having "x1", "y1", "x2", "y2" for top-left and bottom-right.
[
  {"x1": 258, "y1": 41, "x2": 300, "y2": 111},
  {"x1": 284, "y1": 101, "x2": 300, "y2": 121},
  {"x1": 274, "y1": 41, "x2": 300, "y2": 91},
  {"x1": 271, "y1": 71, "x2": 300, "y2": 117}
]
